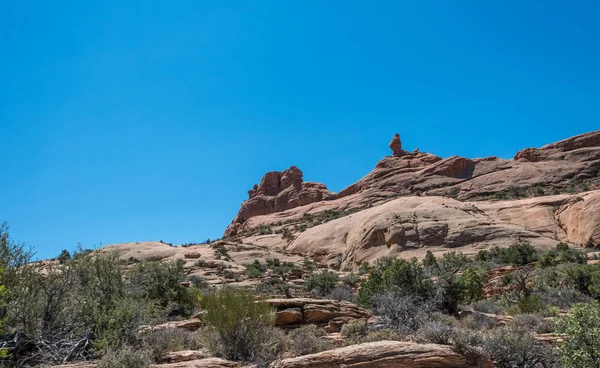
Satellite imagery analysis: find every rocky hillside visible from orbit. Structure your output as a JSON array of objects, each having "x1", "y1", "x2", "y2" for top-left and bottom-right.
[{"x1": 223, "y1": 131, "x2": 600, "y2": 268}]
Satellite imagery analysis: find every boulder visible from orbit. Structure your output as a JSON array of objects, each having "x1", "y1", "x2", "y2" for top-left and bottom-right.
[
  {"x1": 275, "y1": 308, "x2": 304, "y2": 326},
  {"x1": 267, "y1": 298, "x2": 370, "y2": 328},
  {"x1": 274, "y1": 341, "x2": 493, "y2": 368}
]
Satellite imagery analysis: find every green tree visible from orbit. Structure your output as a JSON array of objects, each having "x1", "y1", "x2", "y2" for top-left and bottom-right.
[
  {"x1": 358, "y1": 258, "x2": 435, "y2": 307},
  {"x1": 555, "y1": 302, "x2": 600, "y2": 368},
  {"x1": 0, "y1": 266, "x2": 6, "y2": 357}
]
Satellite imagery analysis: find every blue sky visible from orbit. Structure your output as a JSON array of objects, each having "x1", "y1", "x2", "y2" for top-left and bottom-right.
[{"x1": 1, "y1": 1, "x2": 599, "y2": 259}]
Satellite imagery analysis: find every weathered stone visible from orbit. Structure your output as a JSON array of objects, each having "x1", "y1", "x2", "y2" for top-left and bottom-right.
[
  {"x1": 274, "y1": 341, "x2": 493, "y2": 368},
  {"x1": 275, "y1": 308, "x2": 303, "y2": 326}
]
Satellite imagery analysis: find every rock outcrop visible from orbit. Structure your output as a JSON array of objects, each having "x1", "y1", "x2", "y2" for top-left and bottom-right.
[
  {"x1": 389, "y1": 133, "x2": 405, "y2": 156},
  {"x1": 267, "y1": 298, "x2": 370, "y2": 332},
  {"x1": 224, "y1": 130, "x2": 600, "y2": 245},
  {"x1": 274, "y1": 341, "x2": 493, "y2": 368},
  {"x1": 225, "y1": 166, "x2": 335, "y2": 236}
]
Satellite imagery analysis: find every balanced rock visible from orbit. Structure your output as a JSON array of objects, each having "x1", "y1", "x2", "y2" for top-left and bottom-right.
[{"x1": 388, "y1": 133, "x2": 404, "y2": 156}]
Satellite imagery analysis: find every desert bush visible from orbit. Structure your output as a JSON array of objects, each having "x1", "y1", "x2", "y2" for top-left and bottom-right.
[
  {"x1": 93, "y1": 296, "x2": 156, "y2": 353},
  {"x1": 211, "y1": 244, "x2": 230, "y2": 260},
  {"x1": 481, "y1": 327, "x2": 558, "y2": 368},
  {"x1": 512, "y1": 295, "x2": 545, "y2": 314},
  {"x1": 198, "y1": 288, "x2": 284, "y2": 363},
  {"x1": 460, "y1": 313, "x2": 498, "y2": 330},
  {"x1": 342, "y1": 272, "x2": 359, "y2": 287},
  {"x1": 140, "y1": 328, "x2": 200, "y2": 362},
  {"x1": 128, "y1": 259, "x2": 197, "y2": 316},
  {"x1": 414, "y1": 320, "x2": 483, "y2": 358},
  {"x1": 371, "y1": 293, "x2": 431, "y2": 333},
  {"x1": 327, "y1": 285, "x2": 356, "y2": 302},
  {"x1": 539, "y1": 288, "x2": 592, "y2": 309},
  {"x1": 360, "y1": 329, "x2": 400, "y2": 343},
  {"x1": 539, "y1": 243, "x2": 587, "y2": 268},
  {"x1": 288, "y1": 325, "x2": 332, "y2": 356},
  {"x1": 475, "y1": 243, "x2": 539, "y2": 266},
  {"x1": 436, "y1": 268, "x2": 486, "y2": 316},
  {"x1": 341, "y1": 320, "x2": 369, "y2": 341},
  {"x1": 510, "y1": 314, "x2": 555, "y2": 334},
  {"x1": 244, "y1": 260, "x2": 266, "y2": 279},
  {"x1": 97, "y1": 346, "x2": 152, "y2": 368},
  {"x1": 414, "y1": 320, "x2": 455, "y2": 345},
  {"x1": 473, "y1": 297, "x2": 505, "y2": 314},
  {"x1": 358, "y1": 258, "x2": 434, "y2": 307},
  {"x1": 57, "y1": 249, "x2": 72, "y2": 263},
  {"x1": 554, "y1": 302, "x2": 600, "y2": 368},
  {"x1": 305, "y1": 270, "x2": 339, "y2": 296}
]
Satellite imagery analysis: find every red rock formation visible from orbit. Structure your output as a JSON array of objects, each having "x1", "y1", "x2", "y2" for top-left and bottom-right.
[
  {"x1": 388, "y1": 133, "x2": 405, "y2": 156},
  {"x1": 224, "y1": 166, "x2": 335, "y2": 236},
  {"x1": 224, "y1": 130, "x2": 600, "y2": 238}
]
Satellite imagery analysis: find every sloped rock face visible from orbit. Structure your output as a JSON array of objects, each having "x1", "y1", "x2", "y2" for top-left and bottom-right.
[
  {"x1": 286, "y1": 196, "x2": 565, "y2": 268},
  {"x1": 274, "y1": 341, "x2": 492, "y2": 368},
  {"x1": 225, "y1": 166, "x2": 335, "y2": 236},
  {"x1": 556, "y1": 191, "x2": 600, "y2": 247}
]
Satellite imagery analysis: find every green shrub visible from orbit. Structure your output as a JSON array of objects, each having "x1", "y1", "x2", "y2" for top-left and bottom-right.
[
  {"x1": 539, "y1": 243, "x2": 587, "y2": 268},
  {"x1": 555, "y1": 302, "x2": 600, "y2": 368},
  {"x1": 513, "y1": 295, "x2": 545, "y2": 314},
  {"x1": 211, "y1": 244, "x2": 230, "y2": 260},
  {"x1": 475, "y1": 243, "x2": 539, "y2": 266},
  {"x1": 244, "y1": 260, "x2": 266, "y2": 279},
  {"x1": 93, "y1": 296, "x2": 156, "y2": 353},
  {"x1": 97, "y1": 346, "x2": 152, "y2": 368},
  {"x1": 305, "y1": 270, "x2": 339, "y2": 296},
  {"x1": 57, "y1": 249, "x2": 72, "y2": 263},
  {"x1": 128, "y1": 259, "x2": 197, "y2": 316},
  {"x1": 198, "y1": 288, "x2": 284, "y2": 363},
  {"x1": 288, "y1": 325, "x2": 332, "y2": 356}
]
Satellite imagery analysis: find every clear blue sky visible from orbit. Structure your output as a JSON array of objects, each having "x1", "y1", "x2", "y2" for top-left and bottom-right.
[{"x1": 1, "y1": 1, "x2": 599, "y2": 259}]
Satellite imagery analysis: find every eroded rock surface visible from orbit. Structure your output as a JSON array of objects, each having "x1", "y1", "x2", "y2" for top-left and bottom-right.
[
  {"x1": 225, "y1": 166, "x2": 335, "y2": 236},
  {"x1": 268, "y1": 298, "x2": 370, "y2": 331},
  {"x1": 274, "y1": 341, "x2": 493, "y2": 368}
]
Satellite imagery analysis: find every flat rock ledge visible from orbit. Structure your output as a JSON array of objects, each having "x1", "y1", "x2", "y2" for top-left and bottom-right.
[{"x1": 274, "y1": 341, "x2": 493, "y2": 368}]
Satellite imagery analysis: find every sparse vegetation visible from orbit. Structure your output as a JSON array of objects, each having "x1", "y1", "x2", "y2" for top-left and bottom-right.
[
  {"x1": 306, "y1": 270, "x2": 339, "y2": 296},
  {"x1": 98, "y1": 346, "x2": 153, "y2": 368}
]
